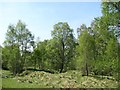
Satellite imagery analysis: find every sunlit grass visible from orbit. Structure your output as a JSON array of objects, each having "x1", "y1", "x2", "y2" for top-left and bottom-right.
[
  {"x1": 2, "y1": 70, "x2": 118, "y2": 88},
  {"x1": 2, "y1": 78, "x2": 47, "y2": 88}
]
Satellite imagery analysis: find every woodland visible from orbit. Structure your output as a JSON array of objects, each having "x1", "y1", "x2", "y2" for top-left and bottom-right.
[{"x1": 1, "y1": 1, "x2": 120, "y2": 88}]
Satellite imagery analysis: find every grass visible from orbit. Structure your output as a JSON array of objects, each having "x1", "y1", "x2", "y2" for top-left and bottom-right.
[
  {"x1": 2, "y1": 78, "x2": 46, "y2": 88},
  {"x1": 1, "y1": 70, "x2": 118, "y2": 88},
  {"x1": 2, "y1": 70, "x2": 47, "y2": 88}
]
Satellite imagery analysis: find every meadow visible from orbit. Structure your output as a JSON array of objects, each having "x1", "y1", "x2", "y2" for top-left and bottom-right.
[{"x1": 1, "y1": 70, "x2": 118, "y2": 88}]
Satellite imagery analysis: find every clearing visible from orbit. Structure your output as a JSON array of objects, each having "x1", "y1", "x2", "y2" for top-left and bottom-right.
[{"x1": 1, "y1": 70, "x2": 118, "y2": 88}]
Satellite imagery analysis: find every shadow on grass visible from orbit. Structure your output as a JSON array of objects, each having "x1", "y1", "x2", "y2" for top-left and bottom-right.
[{"x1": 26, "y1": 68, "x2": 55, "y2": 74}]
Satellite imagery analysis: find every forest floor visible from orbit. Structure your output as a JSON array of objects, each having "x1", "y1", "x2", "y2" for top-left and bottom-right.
[{"x1": 1, "y1": 69, "x2": 118, "y2": 88}]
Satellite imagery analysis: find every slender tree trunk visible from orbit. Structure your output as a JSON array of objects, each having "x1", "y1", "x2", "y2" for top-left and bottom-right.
[
  {"x1": 60, "y1": 62, "x2": 64, "y2": 73},
  {"x1": 60, "y1": 40, "x2": 65, "y2": 73},
  {"x1": 86, "y1": 62, "x2": 88, "y2": 76},
  {"x1": 60, "y1": 52, "x2": 64, "y2": 73}
]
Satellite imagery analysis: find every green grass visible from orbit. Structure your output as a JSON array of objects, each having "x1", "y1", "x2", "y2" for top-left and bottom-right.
[
  {"x1": 2, "y1": 70, "x2": 47, "y2": 88},
  {"x1": 2, "y1": 70, "x2": 118, "y2": 88},
  {"x1": 2, "y1": 78, "x2": 47, "y2": 88}
]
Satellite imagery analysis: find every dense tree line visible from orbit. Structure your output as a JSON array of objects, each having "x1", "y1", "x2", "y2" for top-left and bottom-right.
[{"x1": 1, "y1": 1, "x2": 119, "y2": 80}]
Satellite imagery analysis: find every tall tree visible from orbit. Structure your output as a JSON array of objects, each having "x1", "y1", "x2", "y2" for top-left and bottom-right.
[
  {"x1": 51, "y1": 22, "x2": 76, "y2": 73},
  {"x1": 15, "y1": 20, "x2": 34, "y2": 70},
  {"x1": 76, "y1": 25, "x2": 94, "y2": 76},
  {"x1": 3, "y1": 25, "x2": 22, "y2": 75},
  {"x1": 3, "y1": 20, "x2": 34, "y2": 75},
  {"x1": 101, "y1": 1, "x2": 119, "y2": 77}
]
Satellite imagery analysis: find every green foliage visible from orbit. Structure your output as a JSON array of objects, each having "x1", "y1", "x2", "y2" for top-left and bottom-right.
[
  {"x1": 102, "y1": 2, "x2": 120, "y2": 38},
  {"x1": 2, "y1": 46, "x2": 9, "y2": 70},
  {"x1": 1, "y1": 2, "x2": 119, "y2": 88},
  {"x1": 3, "y1": 20, "x2": 34, "y2": 75},
  {"x1": 51, "y1": 22, "x2": 76, "y2": 73},
  {"x1": 32, "y1": 40, "x2": 48, "y2": 70},
  {"x1": 7, "y1": 45, "x2": 23, "y2": 74},
  {"x1": 74, "y1": 2, "x2": 119, "y2": 78},
  {"x1": 76, "y1": 27, "x2": 95, "y2": 76}
]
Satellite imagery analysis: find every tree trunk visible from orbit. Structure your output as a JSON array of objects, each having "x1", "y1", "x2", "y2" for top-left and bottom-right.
[
  {"x1": 93, "y1": 34, "x2": 96, "y2": 61},
  {"x1": 86, "y1": 62, "x2": 89, "y2": 76},
  {"x1": 60, "y1": 62, "x2": 64, "y2": 73},
  {"x1": 60, "y1": 40, "x2": 65, "y2": 73}
]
